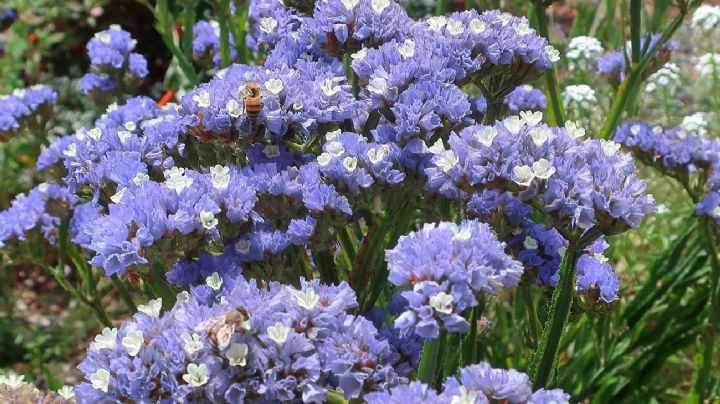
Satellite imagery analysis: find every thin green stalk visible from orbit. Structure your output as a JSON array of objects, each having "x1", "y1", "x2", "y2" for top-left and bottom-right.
[
  {"x1": 418, "y1": 331, "x2": 448, "y2": 385},
  {"x1": 313, "y1": 249, "x2": 338, "y2": 284},
  {"x1": 342, "y1": 53, "x2": 360, "y2": 99},
  {"x1": 462, "y1": 300, "x2": 483, "y2": 366},
  {"x1": 219, "y1": 17, "x2": 232, "y2": 68},
  {"x1": 483, "y1": 100, "x2": 503, "y2": 124},
  {"x1": 326, "y1": 390, "x2": 348, "y2": 404},
  {"x1": 532, "y1": 1, "x2": 566, "y2": 126},
  {"x1": 149, "y1": 263, "x2": 177, "y2": 309},
  {"x1": 155, "y1": 0, "x2": 199, "y2": 84},
  {"x1": 435, "y1": 0, "x2": 447, "y2": 16},
  {"x1": 111, "y1": 275, "x2": 137, "y2": 313},
  {"x1": 529, "y1": 244, "x2": 581, "y2": 388},
  {"x1": 630, "y1": 0, "x2": 642, "y2": 64},
  {"x1": 229, "y1": 6, "x2": 250, "y2": 64},
  {"x1": 181, "y1": 6, "x2": 196, "y2": 64},
  {"x1": 349, "y1": 211, "x2": 390, "y2": 295},
  {"x1": 693, "y1": 218, "x2": 720, "y2": 401},
  {"x1": 337, "y1": 226, "x2": 357, "y2": 270}
]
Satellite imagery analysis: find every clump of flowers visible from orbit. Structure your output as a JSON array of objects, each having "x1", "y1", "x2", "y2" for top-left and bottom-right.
[
  {"x1": 566, "y1": 35, "x2": 604, "y2": 71},
  {"x1": 0, "y1": 85, "x2": 57, "y2": 138},
  {"x1": 691, "y1": 4, "x2": 720, "y2": 35},
  {"x1": 79, "y1": 25, "x2": 148, "y2": 94},
  {"x1": 598, "y1": 34, "x2": 675, "y2": 86},
  {"x1": 645, "y1": 62, "x2": 680, "y2": 94},
  {"x1": 697, "y1": 53, "x2": 720, "y2": 78}
]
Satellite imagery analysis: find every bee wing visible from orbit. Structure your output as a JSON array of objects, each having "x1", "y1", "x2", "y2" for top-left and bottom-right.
[{"x1": 216, "y1": 325, "x2": 234, "y2": 350}]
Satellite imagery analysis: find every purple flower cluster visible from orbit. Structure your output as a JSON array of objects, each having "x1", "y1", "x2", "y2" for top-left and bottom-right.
[
  {"x1": 76, "y1": 274, "x2": 399, "y2": 402},
  {"x1": 0, "y1": 85, "x2": 57, "y2": 135},
  {"x1": 366, "y1": 362, "x2": 570, "y2": 403},
  {"x1": 0, "y1": 183, "x2": 71, "y2": 249},
  {"x1": 192, "y1": 20, "x2": 237, "y2": 68},
  {"x1": 614, "y1": 120, "x2": 720, "y2": 224},
  {"x1": 425, "y1": 115, "x2": 656, "y2": 233},
  {"x1": 471, "y1": 84, "x2": 547, "y2": 117},
  {"x1": 80, "y1": 25, "x2": 148, "y2": 94},
  {"x1": 387, "y1": 219, "x2": 524, "y2": 338}
]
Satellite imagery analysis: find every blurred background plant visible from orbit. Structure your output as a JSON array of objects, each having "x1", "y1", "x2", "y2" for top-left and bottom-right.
[{"x1": 0, "y1": 0, "x2": 719, "y2": 401}]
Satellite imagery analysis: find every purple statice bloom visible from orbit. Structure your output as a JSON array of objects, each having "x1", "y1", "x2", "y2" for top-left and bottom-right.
[
  {"x1": 503, "y1": 85, "x2": 547, "y2": 114},
  {"x1": 79, "y1": 73, "x2": 118, "y2": 93},
  {"x1": 697, "y1": 191, "x2": 720, "y2": 224},
  {"x1": 75, "y1": 274, "x2": 397, "y2": 402},
  {"x1": 0, "y1": 85, "x2": 56, "y2": 134},
  {"x1": 529, "y1": 388, "x2": 571, "y2": 404},
  {"x1": 575, "y1": 239, "x2": 620, "y2": 302},
  {"x1": 598, "y1": 33, "x2": 675, "y2": 85},
  {"x1": 387, "y1": 219, "x2": 524, "y2": 338},
  {"x1": 0, "y1": 7, "x2": 16, "y2": 31},
  {"x1": 0, "y1": 183, "x2": 72, "y2": 248},
  {"x1": 440, "y1": 362, "x2": 533, "y2": 403},
  {"x1": 247, "y1": 0, "x2": 305, "y2": 52},
  {"x1": 127, "y1": 53, "x2": 148, "y2": 77},
  {"x1": 192, "y1": 20, "x2": 237, "y2": 68},
  {"x1": 365, "y1": 381, "x2": 443, "y2": 403}
]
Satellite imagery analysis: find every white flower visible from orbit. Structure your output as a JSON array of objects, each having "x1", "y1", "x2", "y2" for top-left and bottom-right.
[
  {"x1": 122, "y1": 329, "x2": 144, "y2": 356},
  {"x1": 1, "y1": 374, "x2": 26, "y2": 390},
  {"x1": 341, "y1": 0, "x2": 359, "y2": 11},
  {"x1": 259, "y1": 17, "x2": 278, "y2": 33},
  {"x1": 326, "y1": 141, "x2": 346, "y2": 156},
  {"x1": 294, "y1": 287, "x2": 321, "y2": 310},
  {"x1": 164, "y1": 167, "x2": 194, "y2": 194},
  {"x1": 566, "y1": 36, "x2": 603, "y2": 70},
  {"x1": 57, "y1": 385, "x2": 75, "y2": 400},
  {"x1": 321, "y1": 78, "x2": 341, "y2": 97},
  {"x1": 326, "y1": 129, "x2": 341, "y2": 141},
  {"x1": 210, "y1": 165, "x2": 231, "y2": 190},
  {"x1": 523, "y1": 236, "x2": 539, "y2": 250},
  {"x1": 513, "y1": 22, "x2": 531, "y2": 36},
  {"x1": 428, "y1": 139, "x2": 445, "y2": 154},
  {"x1": 94, "y1": 328, "x2": 118, "y2": 350},
  {"x1": 90, "y1": 369, "x2": 110, "y2": 392},
  {"x1": 267, "y1": 322, "x2": 291, "y2": 345},
  {"x1": 206, "y1": 272, "x2": 223, "y2": 290},
  {"x1": 367, "y1": 77, "x2": 387, "y2": 94},
  {"x1": 192, "y1": 90, "x2": 211, "y2": 108},
  {"x1": 110, "y1": 187, "x2": 127, "y2": 204},
  {"x1": 436, "y1": 150, "x2": 459, "y2": 173},
  {"x1": 429, "y1": 292, "x2": 454, "y2": 314},
  {"x1": 469, "y1": 19, "x2": 486, "y2": 34},
  {"x1": 351, "y1": 48, "x2": 367, "y2": 60},
  {"x1": 520, "y1": 110, "x2": 543, "y2": 126},
  {"x1": 450, "y1": 386, "x2": 480, "y2": 404},
  {"x1": 513, "y1": 165, "x2": 535, "y2": 186},
  {"x1": 317, "y1": 152, "x2": 333, "y2": 166},
  {"x1": 123, "y1": 121, "x2": 137, "y2": 131},
  {"x1": 446, "y1": 19, "x2": 465, "y2": 36},
  {"x1": 397, "y1": 39, "x2": 415, "y2": 58},
  {"x1": 367, "y1": 145, "x2": 390, "y2": 164},
  {"x1": 564, "y1": 121, "x2": 586, "y2": 139},
  {"x1": 681, "y1": 112, "x2": 708, "y2": 138},
  {"x1": 96, "y1": 32, "x2": 111, "y2": 44},
  {"x1": 532, "y1": 158, "x2": 556, "y2": 179},
  {"x1": 226, "y1": 99, "x2": 243, "y2": 118},
  {"x1": 88, "y1": 127, "x2": 102, "y2": 141},
  {"x1": 235, "y1": 239, "x2": 251, "y2": 254},
  {"x1": 264, "y1": 78, "x2": 284, "y2": 95},
  {"x1": 199, "y1": 211, "x2": 218, "y2": 230},
  {"x1": 183, "y1": 363, "x2": 209, "y2": 387},
  {"x1": 181, "y1": 332, "x2": 204, "y2": 355},
  {"x1": 117, "y1": 130, "x2": 132, "y2": 144},
  {"x1": 132, "y1": 172, "x2": 150, "y2": 186},
  {"x1": 697, "y1": 53, "x2": 720, "y2": 77},
  {"x1": 529, "y1": 127, "x2": 550, "y2": 147},
  {"x1": 177, "y1": 291, "x2": 191, "y2": 303},
  {"x1": 557, "y1": 246, "x2": 567, "y2": 257},
  {"x1": 63, "y1": 143, "x2": 77, "y2": 158},
  {"x1": 593, "y1": 253, "x2": 609, "y2": 264},
  {"x1": 600, "y1": 140, "x2": 621, "y2": 157},
  {"x1": 427, "y1": 16, "x2": 447, "y2": 32},
  {"x1": 138, "y1": 298, "x2": 162, "y2": 317},
  {"x1": 263, "y1": 145, "x2": 281, "y2": 158},
  {"x1": 370, "y1": 0, "x2": 390, "y2": 14},
  {"x1": 545, "y1": 45, "x2": 561, "y2": 62},
  {"x1": 452, "y1": 227, "x2": 472, "y2": 241},
  {"x1": 342, "y1": 156, "x2": 358, "y2": 172},
  {"x1": 563, "y1": 84, "x2": 597, "y2": 110},
  {"x1": 692, "y1": 5, "x2": 720, "y2": 33},
  {"x1": 226, "y1": 343, "x2": 249, "y2": 366},
  {"x1": 38, "y1": 183, "x2": 48, "y2": 193},
  {"x1": 502, "y1": 115, "x2": 524, "y2": 135},
  {"x1": 645, "y1": 63, "x2": 680, "y2": 93}
]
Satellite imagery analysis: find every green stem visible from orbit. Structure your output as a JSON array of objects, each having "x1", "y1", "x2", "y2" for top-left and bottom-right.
[
  {"x1": 219, "y1": 17, "x2": 232, "y2": 68},
  {"x1": 342, "y1": 53, "x2": 359, "y2": 99},
  {"x1": 149, "y1": 263, "x2": 177, "y2": 309},
  {"x1": 435, "y1": 0, "x2": 447, "y2": 15},
  {"x1": 337, "y1": 226, "x2": 357, "y2": 270},
  {"x1": 630, "y1": 0, "x2": 642, "y2": 64},
  {"x1": 462, "y1": 301, "x2": 483, "y2": 366},
  {"x1": 529, "y1": 244, "x2": 581, "y2": 388},
  {"x1": 532, "y1": 1, "x2": 566, "y2": 126},
  {"x1": 229, "y1": 6, "x2": 249, "y2": 64},
  {"x1": 181, "y1": 6, "x2": 196, "y2": 64},
  {"x1": 326, "y1": 390, "x2": 348, "y2": 404},
  {"x1": 312, "y1": 249, "x2": 338, "y2": 284},
  {"x1": 418, "y1": 331, "x2": 448, "y2": 385},
  {"x1": 111, "y1": 275, "x2": 137, "y2": 313},
  {"x1": 155, "y1": 0, "x2": 199, "y2": 84},
  {"x1": 483, "y1": 100, "x2": 503, "y2": 124},
  {"x1": 521, "y1": 282, "x2": 541, "y2": 349},
  {"x1": 693, "y1": 218, "x2": 720, "y2": 400}
]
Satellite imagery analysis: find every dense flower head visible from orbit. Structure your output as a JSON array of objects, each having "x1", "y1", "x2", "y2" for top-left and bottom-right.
[
  {"x1": 387, "y1": 219, "x2": 524, "y2": 338},
  {"x1": 81, "y1": 25, "x2": 148, "y2": 93},
  {"x1": 645, "y1": 62, "x2": 680, "y2": 94},
  {"x1": 0, "y1": 183, "x2": 71, "y2": 249},
  {"x1": 247, "y1": 0, "x2": 305, "y2": 52},
  {"x1": 566, "y1": 35, "x2": 603, "y2": 70},
  {"x1": 0, "y1": 85, "x2": 57, "y2": 135},
  {"x1": 696, "y1": 53, "x2": 720, "y2": 78},
  {"x1": 76, "y1": 273, "x2": 402, "y2": 402},
  {"x1": 692, "y1": 4, "x2": 720, "y2": 34},
  {"x1": 366, "y1": 362, "x2": 571, "y2": 403},
  {"x1": 426, "y1": 116, "x2": 655, "y2": 232},
  {"x1": 562, "y1": 84, "x2": 597, "y2": 112},
  {"x1": 192, "y1": 20, "x2": 238, "y2": 68}
]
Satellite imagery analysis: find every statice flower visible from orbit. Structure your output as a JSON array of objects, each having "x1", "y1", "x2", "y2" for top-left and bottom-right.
[
  {"x1": 0, "y1": 85, "x2": 57, "y2": 137},
  {"x1": 246, "y1": 0, "x2": 305, "y2": 52},
  {"x1": 80, "y1": 25, "x2": 148, "y2": 94},
  {"x1": 562, "y1": 84, "x2": 597, "y2": 112},
  {"x1": 0, "y1": 7, "x2": 15, "y2": 31},
  {"x1": 440, "y1": 362, "x2": 533, "y2": 403},
  {"x1": 645, "y1": 62, "x2": 680, "y2": 94},
  {"x1": 566, "y1": 35, "x2": 604, "y2": 70},
  {"x1": 365, "y1": 381, "x2": 443, "y2": 403},
  {"x1": 0, "y1": 183, "x2": 72, "y2": 249},
  {"x1": 575, "y1": 239, "x2": 620, "y2": 303},
  {"x1": 387, "y1": 219, "x2": 524, "y2": 338},
  {"x1": 503, "y1": 85, "x2": 547, "y2": 114},
  {"x1": 697, "y1": 53, "x2": 720, "y2": 78},
  {"x1": 192, "y1": 20, "x2": 238, "y2": 68},
  {"x1": 426, "y1": 116, "x2": 656, "y2": 233},
  {"x1": 692, "y1": 4, "x2": 720, "y2": 34},
  {"x1": 76, "y1": 274, "x2": 398, "y2": 402}
]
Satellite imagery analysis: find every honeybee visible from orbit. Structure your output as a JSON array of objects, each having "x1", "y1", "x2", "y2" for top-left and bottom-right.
[
  {"x1": 197, "y1": 306, "x2": 251, "y2": 350},
  {"x1": 242, "y1": 82, "x2": 263, "y2": 121}
]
